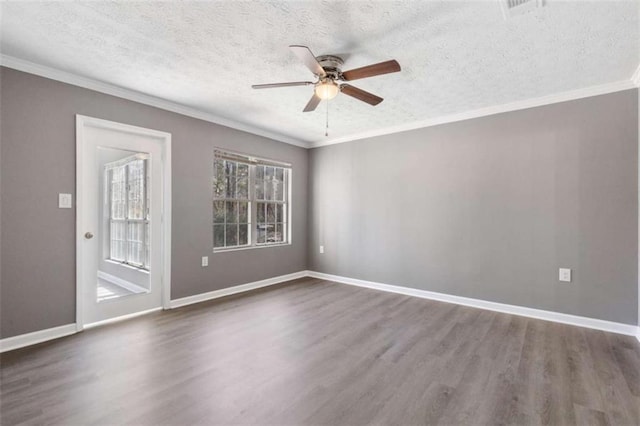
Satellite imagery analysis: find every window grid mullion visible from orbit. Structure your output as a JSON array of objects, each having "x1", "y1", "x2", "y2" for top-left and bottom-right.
[
  {"x1": 223, "y1": 162, "x2": 227, "y2": 247},
  {"x1": 124, "y1": 164, "x2": 130, "y2": 266},
  {"x1": 235, "y1": 166, "x2": 239, "y2": 245},
  {"x1": 142, "y1": 159, "x2": 148, "y2": 269}
]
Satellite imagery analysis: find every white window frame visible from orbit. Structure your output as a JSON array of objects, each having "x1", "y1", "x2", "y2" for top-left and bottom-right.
[
  {"x1": 104, "y1": 153, "x2": 150, "y2": 270},
  {"x1": 213, "y1": 149, "x2": 292, "y2": 252}
]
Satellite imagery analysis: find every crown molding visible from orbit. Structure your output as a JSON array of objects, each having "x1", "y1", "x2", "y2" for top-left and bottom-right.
[
  {"x1": 0, "y1": 55, "x2": 310, "y2": 149},
  {"x1": 632, "y1": 63, "x2": 640, "y2": 87},
  {"x1": 2, "y1": 55, "x2": 636, "y2": 151},
  {"x1": 312, "y1": 79, "x2": 637, "y2": 148}
]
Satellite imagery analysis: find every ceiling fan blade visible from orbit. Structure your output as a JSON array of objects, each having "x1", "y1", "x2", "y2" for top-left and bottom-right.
[
  {"x1": 340, "y1": 84, "x2": 383, "y2": 106},
  {"x1": 303, "y1": 93, "x2": 322, "y2": 112},
  {"x1": 341, "y1": 60, "x2": 401, "y2": 81},
  {"x1": 289, "y1": 45, "x2": 326, "y2": 77},
  {"x1": 252, "y1": 81, "x2": 314, "y2": 89}
]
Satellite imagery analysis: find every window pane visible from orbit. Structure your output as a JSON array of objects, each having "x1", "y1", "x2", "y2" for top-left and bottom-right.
[
  {"x1": 226, "y1": 202, "x2": 237, "y2": 223},
  {"x1": 256, "y1": 165, "x2": 265, "y2": 180},
  {"x1": 237, "y1": 163, "x2": 249, "y2": 177},
  {"x1": 275, "y1": 204, "x2": 284, "y2": 223},
  {"x1": 127, "y1": 160, "x2": 145, "y2": 220},
  {"x1": 111, "y1": 166, "x2": 126, "y2": 220},
  {"x1": 145, "y1": 222, "x2": 150, "y2": 269},
  {"x1": 265, "y1": 166, "x2": 274, "y2": 180},
  {"x1": 275, "y1": 223, "x2": 284, "y2": 242},
  {"x1": 276, "y1": 167, "x2": 284, "y2": 182},
  {"x1": 255, "y1": 179, "x2": 264, "y2": 200},
  {"x1": 213, "y1": 201, "x2": 225, "y2": 223},
  {"x1": 110, "y1": 221, "x2": 126, "y2": 261},
  {"x1": 224, "y1": 160, "x2": 236, "y2": 177},
  {"x1": 237, "y1": 177, "x2": 248, "y2": 199},
  {"x1": 226, "y1": 224, "x2": 238, "y2": 246},
  {"x1": 128, "y1": 222, "x2": 145, "y2": 266},
  {"x1": 265, "y1": 223, "x2": 276, "y2": 243},
  {"x1": 225, "y1": 176, "x2": 236, "y2": 199},
  {"x1": 238, "y1": 202, "x2": 248, "y2": 223},
  {"x1": 256, "y1": 224, "x2": 266, "y2": 244},
  {"x1": 257, "y1": 202, "x2": 265, "y2": 223},
  {"x1": 265, "y1": 176, "x2": 274, "y2": 201},
  {"x1": 275, "y1": 180, "x2": 284, "y2": 202},
  {"x1": 145, "y1": 170, "x2": 151, "y2": 221},
  {"x1": 239, "y1": 224, "x2": 248, "y2": 246},
  {"x1": 214, "y1": 225, "x2": 225, "y2": 247},
  {"x1": 213, "y1": 159, "x2": 225, "y2": 199},
  {"x1": 266, "y1": 203, "x2": 276, "y2": 223}
]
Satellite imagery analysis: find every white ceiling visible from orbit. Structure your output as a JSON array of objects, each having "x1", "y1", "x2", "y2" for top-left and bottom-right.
[{"x1": 1, "y1": 1, "x2": 638, "y2": 147}]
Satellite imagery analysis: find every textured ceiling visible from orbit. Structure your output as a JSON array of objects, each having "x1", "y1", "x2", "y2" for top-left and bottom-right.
[{"x1": 1, "y1": 1, "x2": 638, "y2": 146}]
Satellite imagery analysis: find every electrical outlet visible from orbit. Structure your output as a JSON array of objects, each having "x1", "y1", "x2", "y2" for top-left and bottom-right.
[
  {"x1": 319, "y1": 245, "x2": 324, "y2": 254},
  {"x1": 58, "y1": 193, "x2": 72, "y2": 208},
  {"x1": 559, "y1": 268, "x2": 571, "y2": 282},
  {"x1": 202, "y1": 256, "x2": 209, "y2": 267}
]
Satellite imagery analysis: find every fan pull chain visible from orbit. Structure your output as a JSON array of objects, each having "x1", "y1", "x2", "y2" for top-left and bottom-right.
[{"x1": 325, "y1": 98, "x2": 329, "y2": 137}]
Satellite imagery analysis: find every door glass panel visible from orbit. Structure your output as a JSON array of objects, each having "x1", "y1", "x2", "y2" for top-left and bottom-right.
[{"x1": 97, "y1": 147, "x2": 151, "y2": 302}]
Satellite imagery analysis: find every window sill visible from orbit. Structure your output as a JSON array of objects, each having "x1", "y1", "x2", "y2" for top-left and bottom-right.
[
  {"x1": 213, "y1": 242, "x2": 291, "y2": 254},
  {"x1": 104, "y1": 259, "x2": 150, "y2": 274}
]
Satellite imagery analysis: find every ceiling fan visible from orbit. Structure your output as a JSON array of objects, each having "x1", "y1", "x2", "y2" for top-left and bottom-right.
[{"x1": 252, "y1": 45, "x2": 401, "y2": 112}]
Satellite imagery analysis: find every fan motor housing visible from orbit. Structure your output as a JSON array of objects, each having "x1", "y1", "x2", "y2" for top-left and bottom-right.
[{"x1": 316, "y1": 55, "x2": 344, "y2": 79}]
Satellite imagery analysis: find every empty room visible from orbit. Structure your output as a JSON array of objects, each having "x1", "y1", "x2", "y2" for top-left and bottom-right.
[{"x1": 1, "y1": 1, "x2": 639, "y2": 425}]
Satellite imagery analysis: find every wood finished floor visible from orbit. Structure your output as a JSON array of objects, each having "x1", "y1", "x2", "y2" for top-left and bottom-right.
[{"x1": 1, "y1": 277, "x2": 639, "y2": 425}]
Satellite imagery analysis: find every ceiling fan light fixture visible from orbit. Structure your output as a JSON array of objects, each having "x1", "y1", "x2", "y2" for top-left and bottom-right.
[{"x1": 315, "y1": 80, "x2": 339, "y2": 100}]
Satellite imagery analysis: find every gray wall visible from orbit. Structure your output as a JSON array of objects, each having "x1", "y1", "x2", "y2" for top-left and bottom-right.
[
  {"x1": 1, "y1": 65, "x2": 637, "y2": 339},
  {"x1": 0, "y1": 67, "x2": 308, "y2": 338},
  {"x1": 309, "y1": 89, "x2": 639, "y2": 325}
]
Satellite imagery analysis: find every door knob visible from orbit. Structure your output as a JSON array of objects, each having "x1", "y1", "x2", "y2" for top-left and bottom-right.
[{"x1": 84, "y1": 232, "x2": 94, "y2": 239}]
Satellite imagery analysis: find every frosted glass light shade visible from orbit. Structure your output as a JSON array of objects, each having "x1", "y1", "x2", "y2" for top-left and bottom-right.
[{"x1": 315, "y1": 81, "x2": 339, "y2": 100}]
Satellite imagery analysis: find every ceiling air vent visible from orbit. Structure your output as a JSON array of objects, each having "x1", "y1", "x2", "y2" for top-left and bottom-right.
[{"x1": 500, "y1": 0, "x2": 545, "y2": 19}]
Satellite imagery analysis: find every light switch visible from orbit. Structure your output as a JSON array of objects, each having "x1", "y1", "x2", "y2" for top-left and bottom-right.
[
  {"x1": 202, "y1": 256, "x2": 209, "y2": 267},
  {"x1": 559, "y1": 268, "x2": 571, "y2": 282},
  {"x1": 58, "y1": 193, "x2": 72, "y2": 208},
  {"x1": 319, "y1": 245, "x2": 324, "y2": 254}
]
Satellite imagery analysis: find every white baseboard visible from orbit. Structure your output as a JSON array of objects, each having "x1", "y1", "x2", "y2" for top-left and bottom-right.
[
  {"x1": 308, "y1": 271, "x2": 640, "y2": 338},
  {"x1": 3, "y1": 271, "x2": 637, "y2": 353},
  {"x1": 0, "y1": 324, "x2": 77, "y2": 353},
  {"x1": 97, "y1": 270, "x2": 147, "y2": 294},
  {"x1": 169, "y1": 270, "x2": 309, "y2": 309}
]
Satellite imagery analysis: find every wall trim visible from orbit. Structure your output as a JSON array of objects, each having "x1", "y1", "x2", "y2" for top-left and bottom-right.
[
  {"x1": 169, "y1": 271, "x2": 309, "y2": 309},
  {"x1": 2, "y1": 271, "x2": 638, "y2": 351},
  {"x1": 0, "y1": 271, "x2": 309, "y2": 352},
  {"x1": 309, "y1": 79, "x2": 637, "y2": 148},
  {"x1": 307, "y1": 271, "x2": 640, "y2": 339},
  {"x1": 631, "y1": 64, "x2": 640, "y2": 87},
  {"x1": 2, "y1": 55, "x2": 637, "y2": 150},
  {"x1": 0, "y1": 324, "x2": 77, "y2": 353},
  {"x1": 76, "y1": 115, "x2": 172, "y2": 328},
  {"x1": 97, "y1": 270, "x2": 147, "y2": 294},
  {"x1": 0, "y1": 54, "x2": 308, "y2": 149}
]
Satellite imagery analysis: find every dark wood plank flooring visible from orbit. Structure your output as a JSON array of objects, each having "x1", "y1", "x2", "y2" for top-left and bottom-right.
[{"x1": 1, "y1": 278, "x2": 639, "y2": 425}]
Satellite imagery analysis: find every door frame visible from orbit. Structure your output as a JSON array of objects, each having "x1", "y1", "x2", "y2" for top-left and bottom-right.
[{"x1": 75, "y1": 115, "x2": 172, "y2": 331}]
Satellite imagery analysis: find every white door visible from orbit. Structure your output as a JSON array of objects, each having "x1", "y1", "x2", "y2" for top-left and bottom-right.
[{"x1": 76, "y1": 115, "x2": 171, "y2": 327}]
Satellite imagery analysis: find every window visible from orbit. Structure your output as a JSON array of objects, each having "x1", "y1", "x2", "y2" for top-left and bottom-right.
[
  {"x1": 213, "y1": 150, "x2": 290, "y2": 250},
  {"x1": 105, "y1": 154, "x2": 150, "y2": 269}
]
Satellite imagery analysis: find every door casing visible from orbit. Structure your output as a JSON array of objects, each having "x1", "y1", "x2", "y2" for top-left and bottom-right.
[{"x1": 75, "y1": 115, "x2": 172, "y2": 330}]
